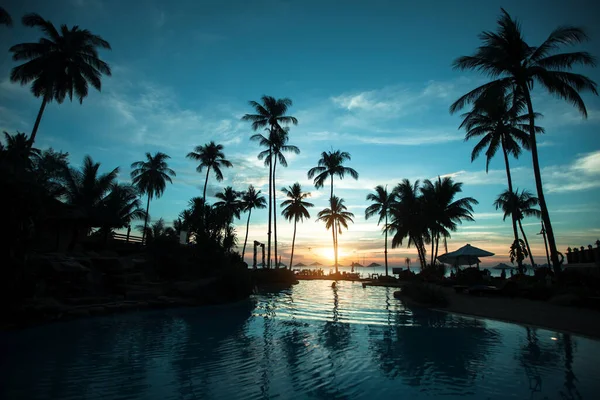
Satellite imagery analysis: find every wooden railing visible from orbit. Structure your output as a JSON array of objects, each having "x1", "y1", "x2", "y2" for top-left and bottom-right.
[{"x1": 113, "y1": 232, "x2": 144, "y2": 244}]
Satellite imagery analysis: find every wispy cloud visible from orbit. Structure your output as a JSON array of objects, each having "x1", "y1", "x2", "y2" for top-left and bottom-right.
[{"x1": 544, "y1": 150, "x2": 600, "y2": 193}]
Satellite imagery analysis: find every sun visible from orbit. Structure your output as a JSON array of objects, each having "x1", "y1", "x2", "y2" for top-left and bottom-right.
[{"x1": 320, "y1": 248, "x2": 335, "y2": 263}]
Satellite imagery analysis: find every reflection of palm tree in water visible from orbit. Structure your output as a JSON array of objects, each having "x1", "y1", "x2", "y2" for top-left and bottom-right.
[
  {"x1": 522, "y1": 328, "x2": 543, "y2": 398},
  {"x1": 560, "y1": 333, "x2": 582, "y2": 400}
]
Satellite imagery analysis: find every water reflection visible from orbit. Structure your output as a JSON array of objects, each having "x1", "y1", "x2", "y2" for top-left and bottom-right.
[{"x1": 1, "y1": 281, "x2": 599, "y2": 400}]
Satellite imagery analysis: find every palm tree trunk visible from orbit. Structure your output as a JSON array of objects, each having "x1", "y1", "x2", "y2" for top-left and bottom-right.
[
  {"x1": 384, "y1": 214, "x2": 388, "y2": 276},
  {"x1": 430, "y1": 232, "x2": 435, "y2": 267},
  {"x1": 267, "y1": 146, "x2": 273, "y2": 268},
  {"x1": 203, "y1": 166, "x2": 211, "y2": 204},
  {"x1": 273, "y1": 158, "x2": 279, "y2": 268},
  {"x1": 502, "y1": 143, "x2": 523, "y2": 270},
  {"x1": 141, "y1": 194, "x2": 151, "y2": 245},
  {"x1": 523, "y1": 88, "x2": 559, "y2": 273},
  {"x1": 434, "y1": 233, "x2": 440, "y2": 261},
  {"x1": 290, "y1": 218, "x2": 297, "y2": 271},
  {"x1": 518, "y1": 219, "x2": 535, "y2": 267},
  {"x1": 28, "y1": 95, "x2": 49, "y2": 147},
  {"x1": 242, "y1": 209, "x2": 252, "y2": 261},
  {"x1": 332, "y1": 223, "x2": 338, "y2": 274}
]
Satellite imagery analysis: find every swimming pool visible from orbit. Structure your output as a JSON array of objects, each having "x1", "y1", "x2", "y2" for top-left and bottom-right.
[{"x1": 1, "y1": 280, "x2": 598, "y2": 399}]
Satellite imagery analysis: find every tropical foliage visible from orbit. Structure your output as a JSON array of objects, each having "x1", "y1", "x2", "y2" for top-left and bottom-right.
[
  {"x1": 9, "y1": 13, "x2": 112, "y2": 145},
  {"x1": 281, "y1": 183, "x2": 313, "y2": 270},
  {"x1": 130, "y1": 152, "x2": 175, "y2": 244},
  {"x1": 243, "y1": 95, "x2": 298, "y2": 268},
  {"x1": 365, "y1": 185, "x2": 394, "y2": 276},
  {"x1": 240, "y1": 185, "x2": 267, "y2": 261},
  {"x1": 451, "y1": 8, "x2": 598, "y2": 272},
  {"x1": 317, "y1": 196, "x2": 354, "y2": 273},
  {"x1": 186, "y1": 141, "x2": 233, "y2": 203}
]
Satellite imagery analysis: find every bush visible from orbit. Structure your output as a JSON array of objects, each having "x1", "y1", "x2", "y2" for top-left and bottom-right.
[
  {"x1": 399, "y1": 283, "x2": 449, "y2": 307},
  {"x1": 418, "y1": 264, "x2": 446, "y2": 282},
  {"x1": 455, "y1": 267, "x2": 486, "y2": 286}
]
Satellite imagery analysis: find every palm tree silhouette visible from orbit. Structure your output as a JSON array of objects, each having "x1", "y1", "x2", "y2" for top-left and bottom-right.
[
  {"x1": 136, "y1": 218, "x2": 176, "y2": 244},
  {"x1": 214, "y1": 186, "x2": 241, "y2": 224},
  {"x1": 317, "y1": 196, "x2": 354, "y2": 273},
  {"x1": 130, "y1": 152, "x2": 176, "y2": 245},
  {"x1": 98, "y1": 184, "x2": 146, "y2": 243},
  {"x1": 421, "y1": 177, "x2": 478, "y2": 265},
  {"x1": 308, "y1": 150, "x2": 358, "y2": 270},
  {"x1": 389, "y1": 179, "x2": 429, "y2": 269},
  {"x1": 451, "y1": 8, "x2": 598, "y2": 272},
  {"x1": 494, "y1": 189, "x2": 541, "y2": 268},
  {"x1": 243, "y1": 96, "x2": 298, "y2": 268},
  {"x1": 0, "y1": 6, "x2": 12, "y2": 26},
  {"x1": 186, "y1": 142, "x2": 232, "y2": 203},
  {"x1": 460, "y1": 88, "x2": 541, "y2": 270},
  {"x1": 281, "y1": 183, "x2": 314, "y2": 270},
  {"x1": 240, "y1": 185, "x2": 267, "y2": 261},
  {"x1": 10, "y1": 13, "x2": 112, "y2": 146},
  {"x1": 365, "y1": 185, "x2": 395, "y2": 276}
]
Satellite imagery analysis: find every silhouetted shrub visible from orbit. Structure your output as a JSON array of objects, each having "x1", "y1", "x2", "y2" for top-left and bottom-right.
[
  {"x1": 400, "y1": 283, "x2": 449, "y2": 307},
  {"x1": 455, "y1": 267, "x2": 486, "y2": 285}
]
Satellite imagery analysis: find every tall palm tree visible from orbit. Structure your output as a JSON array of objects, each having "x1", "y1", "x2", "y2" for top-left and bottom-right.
[
  {"x1": 317, "y1": 196, "x2": 354, "y2": 273},
  {"x1": 130, "y1": 152, "x2": 176, "y2": 245},
  {"x1": 281, "y1": 183, "x2": 314, "y2": 270},
  {"x1": 0, "y1": 6, "x2": 12, "y2": 26},
  {"x1": 494, "y1": 189, "x2": 541, "y2": 268},
  {"x1": 214, "y1": 186, "x2": 241, "y2": 224},
  {"x1": 186, "y1": 141, "x2": 232, "y2": 203},
  {"x1": 459, "y1": 89, "x2": 541, "y2": 270},
  {"x1": 270, "y1": 127, "x2": 300, "y2": 268},
  {"x1": 308, "y1": 150, "x2": 358, "y2": 269},
  {"x1": 451, "y1": 8, "x2": 598, "y2": 273},
  {"x1": 365, "y1": 185, "x2": 395, "y2": 276},
  {"x1": 240, "y1": 185, "x2": 267, "y2": 261},
  {"x1": 421, "y1": 177, "x2": 478, "y2": 265},
  {"x1": 10, "y1": 13, "x2": 112, "y2": 146},
  {"x1": 389, "y1": 179, "x2": 429, "y2": 269},
  {"x1": 243, "y1": 96, "x2": 298, "y2": 268}
]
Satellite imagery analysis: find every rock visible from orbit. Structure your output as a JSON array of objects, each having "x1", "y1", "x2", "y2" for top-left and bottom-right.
[
  {"x1": 169, "y1": 279, "x2": 218, "y2": 299},
  {"x1": 88, "y1": 306, "x2": 107, "y2": 315},
  {"x1": 99, "y1": 250, "x2": 119, "y2": 257},
  {"x1": 67, "y1": 308, "x2": 90, "y2": 317},
  {"x1": 549, "y1": 293, "x2": 582, "y2": 307},
  {"x1": 90, "y1": 257, "x2": 126, "y2": 272},
  {"x1": 50, "y1": 259, "x2": 90, "y2": 274}
]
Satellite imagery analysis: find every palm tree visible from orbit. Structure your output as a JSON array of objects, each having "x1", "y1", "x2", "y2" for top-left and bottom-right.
[
  {"x1": 240, "y1": 185, "x2": 267, "y2": 261},
  {"x1": 214, "y1": 186, "x2": 241, "y2": 224},
  {"x1": 186, "y1": 141, "x2": 233, "y2": 203},
  {"x1": 365, "y1": 185, "x2": 395, "y2": 276},
  {"x1": 281, "y1": 183, "x2": 314, "y2": 270},
  {"x1": 389, "y1": 179, "x2": 429, "y2": 269},
  {"x1": 421, "y1": 177, "x2": 478, "y2": 265},
  {"x1": 136, "y1": 218, "x2": 176, "y2": 244},
  {"x1": 10, "y1": 13, "x2": 112, "y2": 146},
  {"x1": 459, "y1": 89, "x2": 541, "y2": 270},
  {"x1": 308, "y1": 150, "x2": 358, "y2": 270},
  {"x1": 317, "y1": 196, "x2": 354, "y2": 273},
  {"x1": 0, "y1": 6, "x2": 12, "y2": 26},
  {"x1": 130, "y1": 152, "x2": 176, "y2": 245},
  {"x1": 494, "y1": 189, "x2": 541, "y2": 268},
  {"x1": 243, "y1": 96, "x2": 298, "y2": 268},
  {"x1": 98, "y1": 184, "x2": 147, "y2": 243},
  {"x1": 451, "y1": 8, "x2": 598, "y2": 273}
]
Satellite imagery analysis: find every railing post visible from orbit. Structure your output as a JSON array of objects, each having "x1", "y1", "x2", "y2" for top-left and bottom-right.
[{"x1": 126, "y1": 225, "x2": 131, "y2": 243}]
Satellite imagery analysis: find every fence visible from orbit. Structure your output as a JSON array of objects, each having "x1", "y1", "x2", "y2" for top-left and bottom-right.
[{"x1": 113, "y1": 232, "x2": 144, "y2": 244}]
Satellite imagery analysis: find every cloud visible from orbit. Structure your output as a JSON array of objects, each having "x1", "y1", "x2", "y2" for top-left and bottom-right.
[{"x1": 544, "y1": 151, "x2": 600, "y2": 193}]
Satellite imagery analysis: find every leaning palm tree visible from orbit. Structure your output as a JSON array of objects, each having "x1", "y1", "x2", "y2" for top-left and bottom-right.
[
  {"x1": 365, "y1": 185, "x2": 395, "y2": 276},
  {"x1": 186, "y1": 141, "x2": 233, "y2": 203},
  {"x1": 317, "y1": 196, "x2": 354, "y2": 274},
  {"x1": 240, "y1": 185, "x2": 267, "y2": 261},
  {"x1": 243, "y1": 95, "x2": 298, "y2": 268},
  {"x1": 281, "y1": 183, "x2": 314, "y2": 270},
  {"x1": 0, "y1": 6, "x2": 12, "y2": 26},
  {"x1": 10, "y1": 13, "x2": 112, "y2": 146},
  {"x1": 214, "y1": 186, "x2": 241, "y2": 224},
  {"x1": 494, "y1": 189, "x2": 541, "y2": 268},
  {"x1": 451, "y1": 8, "x2": 598, "y2": 273},
  {"x1": 130, "y1": 152, "x2": 176, "y2": 245}
]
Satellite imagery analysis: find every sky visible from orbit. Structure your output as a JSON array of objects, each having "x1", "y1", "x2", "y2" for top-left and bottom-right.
[{"x1": 1, "y1": 0, "x2": 599, "y2": 267}]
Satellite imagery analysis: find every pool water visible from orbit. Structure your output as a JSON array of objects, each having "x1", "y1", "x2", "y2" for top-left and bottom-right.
[{"x1": 1, "y1": 280, "x2": 599, "y2": 399}]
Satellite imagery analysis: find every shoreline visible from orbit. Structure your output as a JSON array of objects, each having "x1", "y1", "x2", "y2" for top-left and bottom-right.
[{"x1": 428, "y1": 286, "x2": 600, "y2": 340}]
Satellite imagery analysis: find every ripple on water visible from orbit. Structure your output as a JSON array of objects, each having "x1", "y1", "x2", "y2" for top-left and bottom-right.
[{"x1": 1, "y1": 280, "x2": 600, "y2": 400}]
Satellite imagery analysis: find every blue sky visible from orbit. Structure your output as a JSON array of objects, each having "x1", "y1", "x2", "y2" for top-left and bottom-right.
[{"x1": 1, "y1": 0, "x2": 599, "y2": 266}]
